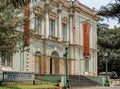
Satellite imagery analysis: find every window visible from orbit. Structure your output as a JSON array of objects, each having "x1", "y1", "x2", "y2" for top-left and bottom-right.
[
  {"x1": 35, "y1": 17, "x2": 41, "y2": 35},
  {"x1": 62, "y1": 23, "x2": 67, "y2": 41},
  {"x1": 1, "y1": 52, "x2": 12, "y2": 67},
  {"x1": 49, "y1": 19, "x2": 55, "y2": 37},
  {"x1": 1, "y1": 55, "x2": 5, "y2": 66},
  {"x1": 85, "y1": 59, "x2": 89, "y2": 72}
]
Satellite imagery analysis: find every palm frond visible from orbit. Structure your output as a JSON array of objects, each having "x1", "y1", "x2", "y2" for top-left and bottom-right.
[
  {"x1": 97, "y1": 0, "x2": 120, "y2": 22},
  {"x1": 3, "y1": 0, "x2": 31, "y2": 8}
]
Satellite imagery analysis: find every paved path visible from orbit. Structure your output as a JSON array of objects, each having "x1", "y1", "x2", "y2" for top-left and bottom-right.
[{"x1": 70, "y1": 86, "x2": 120, "y2": 89}]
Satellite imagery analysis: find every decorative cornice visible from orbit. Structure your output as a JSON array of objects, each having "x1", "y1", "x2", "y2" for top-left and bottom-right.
[{"x1": 42, "y1": 0, "x2": 98, "y2": 18}]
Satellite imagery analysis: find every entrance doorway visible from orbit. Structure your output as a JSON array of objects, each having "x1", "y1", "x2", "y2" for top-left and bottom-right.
[{"x1": 50, "y1": 51, "x2": 59, "y2": 74}]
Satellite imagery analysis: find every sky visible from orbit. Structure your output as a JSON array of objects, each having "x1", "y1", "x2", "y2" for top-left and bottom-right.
[{"x1": 79, "y1": 0, "x2": 120, "y2": 28}]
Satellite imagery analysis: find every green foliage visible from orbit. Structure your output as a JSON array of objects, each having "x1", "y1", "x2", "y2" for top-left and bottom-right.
[
  {"x1": 98, "y1": 28, "x2": 120, "y2": 49},
  {"x1": 0, "y1": 0, "x2": 52, "y2": 59},
  {"x1": 4, "y1": 0, "x2": 31, "y2": 8},
  {"x1": 0, "y1": 0, "x2": 24, "y2": 58},
  {"x1": 97, "y1": 26, "x2": 120, "y2": 76},
  {"x1": 97, "y1": 0, "x2": 120, "y2": 22}
]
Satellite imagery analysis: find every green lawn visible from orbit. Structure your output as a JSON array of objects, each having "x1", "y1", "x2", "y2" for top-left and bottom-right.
[
  {"x1": 0, "y1": 85, "x2": 58, "y2": 89},
  {"x1": 0, "y1": 81, "x2": 58, "y2": 89},
  {"x1": 0, "y1": 86, "x2": 11, "y2": 89},
  {"x1": 12, "y1": 85, "x2": 57, "y2": 89}
]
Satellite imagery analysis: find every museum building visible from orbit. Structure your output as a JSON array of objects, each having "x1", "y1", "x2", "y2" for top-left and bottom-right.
[{"x1": 1, "y1": 0, "x2": 98, "y2": 77}]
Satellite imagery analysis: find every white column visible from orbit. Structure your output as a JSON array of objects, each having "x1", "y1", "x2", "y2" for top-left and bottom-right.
[
  {"x1": 30, "y1": 1, "x2": 34, "y2": 31},
  {"x1": 58, "y1": 11, "x2": 62, "y2": 41},
  {"x1": 55, "y1": 19, "x2": 57, "y2": 37},
  {"x1": 69, "y1": 14, "x2": 73, "y2": 44},
  {"x1": 67, "y1": 23, "x2": 69, "y2": 42},
  {"x1": 73, "y1": 11, "x2": 77, "y2": 44},
  {"x1": 44, "y1": 12, "x2": 49, "y2": 38},
  {"x1": 41, "y1": 17, "x2": 44, "y2": 38}
]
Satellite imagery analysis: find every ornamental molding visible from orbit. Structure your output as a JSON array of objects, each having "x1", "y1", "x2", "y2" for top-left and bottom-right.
[
  {"x1": 47, "y1": 47, "x2": 63, "y2": 57},
  {"x1": 31, "y1": 46, "x2": 43, "y2": 55},
  {"x1": 33, "y1": 6, "x2": 43, "y2": 16},
  {"x1": 62, "y1": 17, "x2": 68, "y2": 24},
  {"x1": 49, "y1": 12, "x2": 57, "y2": 20}
]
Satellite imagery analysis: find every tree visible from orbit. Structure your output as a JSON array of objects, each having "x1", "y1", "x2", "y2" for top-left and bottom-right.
[
  {"x1": 97, "y1": 0, "x2": 120, "y2": 22},
  {"x1": 97, "y1": 0, "x2": 120, "y2": 76},
  {"x1": 97, "y1": 25, "x2": 120, "y2": 76},
  {"x1": 0, "y1": 0, "x2": 48, "y2": 63},
  {"x1": 4, "y1": 0, "x2": 31, "y2": 7},
  {"x1": 0, "y1": 0, "x2": 25, "y2": 64}
]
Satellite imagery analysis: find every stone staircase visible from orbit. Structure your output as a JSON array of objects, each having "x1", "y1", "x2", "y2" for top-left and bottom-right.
[{"x1": 69, "y1": 75, "x2": 101, "y2": 87}]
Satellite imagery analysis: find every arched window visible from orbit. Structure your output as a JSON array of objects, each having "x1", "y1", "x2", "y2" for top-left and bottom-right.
[
  {"x1": 51, "y1": 51, "x2": 59, "y2": 57},
  {"x1": 35, "y1": 51, "x2": 41, "y2": 56}
]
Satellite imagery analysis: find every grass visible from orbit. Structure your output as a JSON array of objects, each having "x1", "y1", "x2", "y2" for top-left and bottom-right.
[
  {"x1": 0, "y1": 81, "x2": 58, "y2": 89},
  {"x1": 11, "y1": 85, "x2": 57, "y2": 89},
  {"x1": 0, "y1": 85, "x2": 57, "y2": 89},
  {"x1": 0, "y1": 86, "x2": 11, "y2": 89}
]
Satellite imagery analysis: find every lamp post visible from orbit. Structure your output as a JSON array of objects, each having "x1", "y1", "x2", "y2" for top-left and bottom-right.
[
  {"x1": 65, "y1": 46, "x2": 70, "y2": 88},
  {"x1": 104, "y1": 52, "x2": 110, "y2": 87}
]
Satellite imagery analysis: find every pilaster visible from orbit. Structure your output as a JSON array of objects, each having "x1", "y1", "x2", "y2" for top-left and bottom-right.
[
  {"x1": 42, "y1": 55, "x2": 47, "y2": 74},
  {"x1": 69, "y1": 12, "x2": 73, "y2": 44},
  {"x1": 69, "y1": 60, "x2": 72, "y2": 75},
  {"x1": 44, "y1": 3, "x2": 49, "y2": 39},
  {"x1": 60, "y1": 58, "x2": 65, "y2": 75},
  {"x1": 30, "y1": 1, "x2": 35, "y2": 31},
  {"x1": 40, "y1": 56, "x2": 44, "y2": 74},
  {"x1": 46, "y1": 56, "x2": 50, "y2": 74},
  {"x1": 55, "y1": 58, "x2": 60, "y2": 75},
  {"x1": 57, "y1": 6, "x2": 62, "y2": 41},
  {"x1": 72, "y1": 11, "x2": 77, "y2": 44},
  {"x1": 41, "y1": 17, "x2": 44, "y2": 38}
]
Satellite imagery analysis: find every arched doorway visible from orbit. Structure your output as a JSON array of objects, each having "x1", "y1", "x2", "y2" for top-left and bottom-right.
[
  {"x1": 50, "y1": 51, "x2": 59, "y2": 74},
  {"x1": 35, "y1": 51, "x2": 41, "y2": 74}
]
